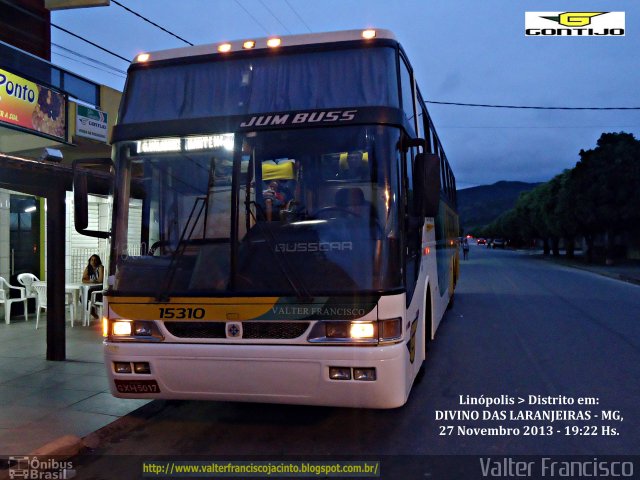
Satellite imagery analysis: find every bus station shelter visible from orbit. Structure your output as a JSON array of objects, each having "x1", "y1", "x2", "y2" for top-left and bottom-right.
[{"x1": 0, "y1": 153, "x2": 110, "y2": 360}]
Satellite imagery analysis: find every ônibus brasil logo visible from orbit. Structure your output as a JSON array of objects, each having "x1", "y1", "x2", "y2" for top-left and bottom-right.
[{"x1": 525, "y1": 12, "x2": 625, "y2": 36}]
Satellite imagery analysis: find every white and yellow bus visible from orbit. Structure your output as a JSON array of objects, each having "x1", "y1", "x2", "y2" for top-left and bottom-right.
[{"x1": 76, "y1": 29, "x2": 459, "y2": 408}]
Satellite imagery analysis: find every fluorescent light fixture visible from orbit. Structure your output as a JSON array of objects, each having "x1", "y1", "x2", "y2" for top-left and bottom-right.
[
  {"x1": 290, "y1": 220, "x2": 328, "y2": 227},
  {"x1": 24, "y1": 206, "x2": 37, "y2": 213}
]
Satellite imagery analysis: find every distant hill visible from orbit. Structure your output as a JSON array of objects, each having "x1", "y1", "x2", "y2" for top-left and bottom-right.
[{"x1": 457, "y1": 181, "x2": 540, "y2": 233}]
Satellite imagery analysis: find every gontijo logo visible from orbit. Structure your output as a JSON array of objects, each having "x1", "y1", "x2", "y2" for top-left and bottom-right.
[
  {"x1": 543, "y1": 12, "x2": 604, "y2": 27},
  {"x1": 525, "y1": 12, "x2": 625, "y2": 36}
]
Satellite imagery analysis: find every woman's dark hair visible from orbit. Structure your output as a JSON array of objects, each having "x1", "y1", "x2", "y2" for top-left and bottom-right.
[{"x1": 87, "y1": 254, "x2": 103, "y2": 278}]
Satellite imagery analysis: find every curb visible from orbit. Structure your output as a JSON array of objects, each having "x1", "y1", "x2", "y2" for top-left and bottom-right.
[
  {"x1": 0, "y1": 401, "x2": 168, "y2": 480},
  {"x1": 79, "y1": 399, "x2": 168, "y2": 453},
  {"x1": 30, "y1": 435, "x2": 84, "y2": 457},
  {"x1": 569, "y1": 267, "x2": 640, "y2": 286},
  {"x1": 527, "y1": 252, "x2": 640, "y2": 286}
]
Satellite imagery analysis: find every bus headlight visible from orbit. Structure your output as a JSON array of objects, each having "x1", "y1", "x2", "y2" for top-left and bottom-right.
[
  {"x1": 308, "y1": 321, "x2": 378, "y2": 343},
  {"x1": 133, "y1": 322, "x2": 154, "y2": 336},
  {"x1": 113, "y1": 321, "x2": 132, "y2": 336},
  {"x1": 308, "y1": 319, "x2": 403, "y2": 344},
  {"x1": 350, "y1": 322, "x2": 375, "y2": 339},
  {"x1": 107, "y1": 319, "x2": 164, "y2": 342},
  {"x1": 326, "y1": 322, "x2": 349, "y2": 338}
]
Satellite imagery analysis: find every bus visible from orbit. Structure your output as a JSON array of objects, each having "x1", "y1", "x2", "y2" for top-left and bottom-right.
[{"x1": 75, "y1": 29, "x2": 459, "y2": 408}]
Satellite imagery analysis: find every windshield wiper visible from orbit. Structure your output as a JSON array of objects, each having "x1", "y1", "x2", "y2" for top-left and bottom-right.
[
  {"x1": 244, "y1": 201, "x2": 312, "y2": 300},
  {"x1": 155, "y1": 196, "x2": 206, "y2": 301}
]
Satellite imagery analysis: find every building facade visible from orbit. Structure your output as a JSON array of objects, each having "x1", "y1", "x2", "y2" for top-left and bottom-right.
[{"x1": 0, "y1": 0, "x2": 119, "y2": 294}]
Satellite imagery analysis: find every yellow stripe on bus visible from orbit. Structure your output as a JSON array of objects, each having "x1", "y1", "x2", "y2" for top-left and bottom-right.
[{"x1": 108, "y1": 297, "x2": 280, "y2": 321}]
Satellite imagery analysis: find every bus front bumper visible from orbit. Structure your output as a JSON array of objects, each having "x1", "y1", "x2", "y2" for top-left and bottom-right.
[{"x1": 104, "y1": 341, "x2": 410, "y2": 409}]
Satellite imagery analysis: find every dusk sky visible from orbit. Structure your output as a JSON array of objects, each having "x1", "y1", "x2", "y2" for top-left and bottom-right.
[{"x1": 50, "y1": 0, "x2": 640, "y2": 189}]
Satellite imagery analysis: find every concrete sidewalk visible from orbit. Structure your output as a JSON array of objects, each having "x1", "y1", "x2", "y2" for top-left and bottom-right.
[{"x1": 0, "y1": 316, "x2": 149, "y2": 457}]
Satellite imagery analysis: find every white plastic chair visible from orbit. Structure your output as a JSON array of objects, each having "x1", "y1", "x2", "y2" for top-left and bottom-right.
[
  {"x1": 86, "y1": 289, "x2": 106, "y2": 326},
  {"x1": 33, "y1": 283, "x2": 76, "y2": 329},
  {"x1": 0, "y1": 276, "x2": 28, "y2": 324},
  {"x1": 17, "y1": 273, "x2": 40, "y2": 315}
]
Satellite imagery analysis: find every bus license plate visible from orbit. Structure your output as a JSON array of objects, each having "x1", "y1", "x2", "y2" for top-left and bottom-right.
[{"x1": 115, "y1": 379, "x2": 160, "y2": 394}]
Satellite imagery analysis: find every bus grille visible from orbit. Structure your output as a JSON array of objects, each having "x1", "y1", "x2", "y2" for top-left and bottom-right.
[{"x1": 163, "y1": 321, "x2": 310, "y2": 339}]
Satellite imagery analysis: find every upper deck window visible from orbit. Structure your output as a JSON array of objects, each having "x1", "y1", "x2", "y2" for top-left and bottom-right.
[
  {"x1": 120, "y1": 47, "x2": 399, "y2": 124},
  {"x1": 399, "y1": 57, "x2": 415, "y2": 133}
]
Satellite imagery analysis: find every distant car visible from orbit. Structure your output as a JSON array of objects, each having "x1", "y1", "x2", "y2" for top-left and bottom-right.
[
  {"x1": 477, "y1": 238, "x2": 486, "y2": 245},
  {"x1": 492, "y1": 238, "x2": 506, "y2": 249}
]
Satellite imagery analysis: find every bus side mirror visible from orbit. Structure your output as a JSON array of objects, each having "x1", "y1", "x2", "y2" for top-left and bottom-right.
[
  {"x1": 73, "y1": 158, "x2": 114, "y2": 239},
  {"x1": 398, "y1": 136, "x2": 426, "y2": 153},
  {"x1": 415, "y1": 153, "x2": 440, "y2": 218}
]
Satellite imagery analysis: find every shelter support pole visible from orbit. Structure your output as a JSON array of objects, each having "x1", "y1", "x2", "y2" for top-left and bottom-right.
[{"x1": 46, "y1": 188, "x2": 66, "y2": 361}]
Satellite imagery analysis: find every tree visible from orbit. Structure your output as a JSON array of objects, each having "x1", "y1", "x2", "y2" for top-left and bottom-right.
[
  {"x1": 552, "y1": 171, "x2": 580, "y2": 258},
  {"x1": 471, "y1": 132, "x2": 640, "y2": 262},
  {"x1": 570, "y1": 132, "x2": 640, "y2": 263}
]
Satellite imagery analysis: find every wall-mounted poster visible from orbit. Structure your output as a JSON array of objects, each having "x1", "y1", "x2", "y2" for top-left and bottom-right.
[
  {"x1": 0, "y1": 67, "x2": 67, "y2": 141},
  {"x1": 76, "y1": 104, "x2": 108, "y2": 143}
]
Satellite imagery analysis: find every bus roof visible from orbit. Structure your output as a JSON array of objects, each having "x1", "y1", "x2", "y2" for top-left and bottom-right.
[{"x1": 133, "y1": 29, "x2": 397, "y2": 65}]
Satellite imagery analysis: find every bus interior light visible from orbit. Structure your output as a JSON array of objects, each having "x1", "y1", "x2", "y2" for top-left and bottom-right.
[
  {"x1": 353, "y1": 368, "x2": 376, "y2": 381},
  {"x1": 329, "y1": 367, "x2": 351, "y2": 380}
]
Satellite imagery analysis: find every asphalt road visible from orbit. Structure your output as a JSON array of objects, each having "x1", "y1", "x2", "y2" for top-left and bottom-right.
[{"x1": 71, "y1": 246, "x2": 640, "y2": 477}]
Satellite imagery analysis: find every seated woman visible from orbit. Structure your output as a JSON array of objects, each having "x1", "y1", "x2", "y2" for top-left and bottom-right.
[{"x1": 82, "y1": 254, "x2": 104, "y2": 318}]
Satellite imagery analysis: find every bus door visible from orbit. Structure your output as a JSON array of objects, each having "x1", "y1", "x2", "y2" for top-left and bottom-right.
[{"x1": 404, "y1": 146, "x2": 421, "y2": 307}]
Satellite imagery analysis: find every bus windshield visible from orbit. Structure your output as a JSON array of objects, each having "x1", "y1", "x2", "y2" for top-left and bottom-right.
[
  {"x1": 112, "y1": 125, "x2": 403, "y2": 297},
  {"x1": 120, "y1": 47, "x2": 399, "y2": 123}
]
